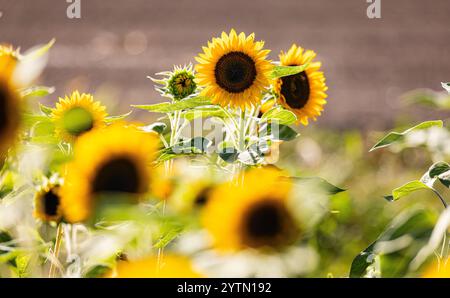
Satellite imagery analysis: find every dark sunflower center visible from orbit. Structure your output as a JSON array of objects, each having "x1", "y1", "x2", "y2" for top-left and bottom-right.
[
  {"x1": 0, "y1": 84, "x2": 9, "y2": 135},
  {"x1": 43, "y1": 190, "x2": 60, "y2": 216},
  {"x1": 215, "y1": 52, "x2": 257, "y2": 93},
  {"x1": 194, "y1": 187, "x2": 211, "y2": 206},
  {"x1": 63, "y1": 107, "x2": 94, "y2": 136},
  {"x1": 280, "y1": 71, "x2": 310, "y2": 109},
  {"x1": 92, "y1": 157, "x2": 141, "y2": 194},
  {"x1": 170, "y1": 72, "x2": 196, "y2": 100},
  {"x1": 244, "y1": 202, "x2": 284, "y2": 241}
]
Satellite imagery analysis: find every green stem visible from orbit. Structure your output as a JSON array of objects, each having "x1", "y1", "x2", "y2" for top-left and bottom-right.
[
  {"x1": 49, "y1": 223, "x2": 64, "y2": 278},
  {"x1": 432, "y1": 188, "x2": 448, "y2": 209},
  {"x1": 238, "y1": 108, "x2": 246, "y2": 151}
]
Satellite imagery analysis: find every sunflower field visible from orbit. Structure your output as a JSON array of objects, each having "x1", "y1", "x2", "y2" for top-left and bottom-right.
[{"x1": 0, "y1": 28, "x2": 449, "y2": 279}]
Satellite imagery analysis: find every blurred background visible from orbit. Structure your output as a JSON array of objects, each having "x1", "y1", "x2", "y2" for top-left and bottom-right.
[
  {"x1": 0, "y1": 0, "x2": 449, "y2": 129},
  {"x1": 1, "y1": 0, "x2": 450, "y2": 276}
]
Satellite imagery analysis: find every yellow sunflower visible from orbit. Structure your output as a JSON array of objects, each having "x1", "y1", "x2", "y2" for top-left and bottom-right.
[
  {"x1": 52, "y1": 91, "x2": 107, "y2": 142},
  {"x1": 61, "y1": 124, "x2": 160, "y2": 223},
  {"x1": 33, "y1": 180, "x2": 63, "y2": 222},
  {"x1": 0, "y1": 44, "x2": 20, "y2": 79},
  {"x1": 274, "y1": 44, "x2": 328, "y2": 126},
  {"x1": 422, "y1": 259, "x2": 450, "y2": 278},
  {"x1": 195, "y1": 29, "x2": 273, "y2": 108},
  {"x1": 202, "y1": 167, "x2": 299, "y2": 251},
  {"x1": 0, "y1": 76, "x2": 21, "y2": 157},
  {"x1": 105, "y1": 255, "x2": 202, "y2": 278}
]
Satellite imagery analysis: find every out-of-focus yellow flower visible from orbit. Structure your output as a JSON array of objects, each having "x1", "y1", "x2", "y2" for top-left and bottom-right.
[
  {"x1": 0, "y1": 76, "x2": 21, "y2": 157},
  {"x1": 423, "y1": 259, "x2": 450, "y2": 278},
  {"x1": 52, "y1": 91, "x2": 108, "y2": 143},
  {"x1": 0, "y1": 44, "x2": 20, "y2": 79},
  {"x1": 33, "y1": 179, "x2": 63, "y2": 222},
  {"x1": 195, "y1": 29, "x2": 272, "y2": 109},
  {"x1": 61, "y1": 124, "x2": 160, "y2": 223},
  {"x1": 202, "y1": 167, "x2": 299, "y2": 251},
  {"x1": 274, "y1": 44, "x2": 328, "y2": 126},
  {"x1": 106, "y1": 255, "x2": 202, "y2": 278}
]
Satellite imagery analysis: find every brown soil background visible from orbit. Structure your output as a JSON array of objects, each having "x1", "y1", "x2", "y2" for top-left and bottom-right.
[{"x1": 1, "y1": 0, "x2": 449, "y2": 129}]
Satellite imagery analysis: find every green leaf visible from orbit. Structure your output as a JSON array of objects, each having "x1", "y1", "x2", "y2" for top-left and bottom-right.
[
  {"x1": 259, "y1": 121, "x2": 299, "y2": 141},
  {"x1": 158, "y1": 137, "x2": 211, "y2": 162},
  {"x1": 183, "y1": 106, "x2": 227, "y2": 121},
  {"x1": 370, "y1": 120, "x2": 443, "y2": 152},
  {"x1": 22, "y1": 113, "x2": 51, "y2": 127},
  {"x1": 132, "y1": 96, "x2": 212, "y2": 113},
  {"x1": 261, "y1": 106, "x2": 297, "y2": 125},
  {"x1": 84, "y1": 265, "x2": 111, "y2": 278},
  {"x1": 39, "y1": 103, "x2": 54, "y2": 116},
  {"x1": 270, "y1": 64, "x2": 309, "y2": 80},
  {"x1": 153, "y1": 227, "x2": 183, "y2": 249},
  {"x1": 105, "y1": 111, "x2": 132, "y2": 123},
  {"x1": 428, "y1": 162, "x2": 450, "y2": 178},
  {"x1": 0, "y1": 172, "x2": 15, "y2": 199},
  {"x1": 349, "y1": 243, "x2": 377, "y2": 278},
  {"x1": 442, "y1": 82, "x2": 450, "y2": 93},
  {"x1": 384, "y1": 180, "x2": 431, "y2": 202},
  {"x1": 291, "y1": 177, "x2": 346, "y2": 195},
  {"x1": 349, "y1": 209, "x2": 435, "y2": 277},
  {"x1": 218, "y1": 147, "x2": 239, "y2": 163},
  {"x1": 142, "y1": 122, "x2": 167, "y2": 134},
  {"x1": 20, "y1": 86, "x2": 55, "y2": 99}
]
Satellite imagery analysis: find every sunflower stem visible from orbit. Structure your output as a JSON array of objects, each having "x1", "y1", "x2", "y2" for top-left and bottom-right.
[{"x1": 49, "y1": 223, "x2": 64, "y2": 278}]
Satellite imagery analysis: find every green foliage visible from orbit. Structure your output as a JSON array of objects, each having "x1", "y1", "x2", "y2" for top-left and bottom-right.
[
  {"x1": 182, "y1": 106, "x2": 227, "y2": 121},
  {"x1": 261, "y1": 106, "x2": 297, "y2": 125},
  {"x1": 291, "y1": 177, "x2": 346, "y2": 195},
  {"x1": 158, "y1": 137, "x2": 212, "y2": 162},
  {"x1": 20, "y1": 86, "x2": 55, "y2": 99},
  {"x1": 270, "y1": 64, "x2": 309, "y2": 80},
  {"x1": 105, "y1": 111, "x2": 132, "y2": 123},
  {"x1": 370, "y1": 120, "x2": 443, "y2": 151},
  {"x1": 132, "y1": 96, "x2": 211, "y2": 113},
  {"x1": 384, "y1": 181, "x2": 431, "y2": 202},
  {"x1": 350, "y1": 209, "x2": 436, "y2": 277}
]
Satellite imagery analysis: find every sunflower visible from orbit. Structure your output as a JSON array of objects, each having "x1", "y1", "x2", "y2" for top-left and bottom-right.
[
  {"x1": 105, "y1": 255, "x2": 202, "y2": 278},
  {"x1": 274, "y1": 44, "x2": 328, "y2": 126},
  {"x1": 151, "y1": 64, "x2": 197, "y2": 100},
  {"x1": 51, "y1": 91, "x2": 107, "y2": 143},
  {"x1": 61, "y1": 124, "x2": 160, "y2": 223},
  {"x1": 202, "y1": 168, "x2": 299, "y2": 251},
  {"x1": 33, "y1": 180, "x2": 63, "y2": 222},
  {"x1": 0, "y1": 44, "x2": 20, "y2": 79},
  {"x1": 0, "y1": 76, "x2": 21, "y2": 157},
  {"x1": 422, "y1": 259, "x2": 450, "y2": 278},
  {"x1": 195, "y1": 29, "x2": 273, "y2": 108}
]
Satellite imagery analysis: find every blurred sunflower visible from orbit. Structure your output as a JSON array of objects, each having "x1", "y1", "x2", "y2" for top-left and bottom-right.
[
  {"x1": 151, "y1": 64, "x2": 197, "y2": 101},
  {"x1": 33, "y1": 179, "x2": 63, "y2": 222},
  {"x1": 274, "y1": 44, "x2": 328, "y2": 126},
  {"x1": 61, "y1": 124, "x2": 160, "y2": 223},
  {"x1": 202, "y1": 167, "x2": 299, "y2": 251},
  {"x1": 0, "y1": 44, "x2": 20, "y2": 78},
  {"x1": 195, "y1": 29, "x2": 272, "y2": 108},
  {"x1": 423, "y1": 259, "x2": 450, "y2": 278},
  {"x1": 106, "y1": 255, "x2": 202, "y2": 278},
  {"x1": 52, "y1": 91, "x2": 107, "y2": 143},
  {"x1": 0, "y1": 75, "x2": 21, "y2": 157}
]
